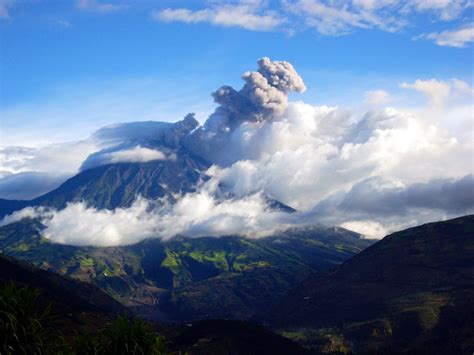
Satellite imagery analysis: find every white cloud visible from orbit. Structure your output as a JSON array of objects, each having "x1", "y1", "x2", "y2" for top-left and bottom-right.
[
  {"x1": 205, "y1": 102, "x2": 472, "y2": 211},
  {"x1": 352, "y1": 0, "x2": 398, "y2": 11},
  {"x1": 417, "y1": 25, "x2": 474, "y2": 48},
  {"x1": 2, "y1": 173, "x2": 471, "y2": 244},
  {"x1": 152, "y1": 2, "x2": 284, "y2": 31},
  {"x1": 403, "y1": 0, "x2": 470, "y2": 21},
  {"x1": 364, "y1": 90, "x2": 392, "y2": 106},
  {"x1": 286, "y1": 0, "x2": 403, "y2": 36},
  {"x1": 76, "y1": 0, "x2": 127, "y2": 13},
  {"x1": 99, "y1": 146, "x2": 172, "y2": 165},
  {"x1": 0, "y1": 206, "x2": 43, "y2": 226},
  {"x1": 0, "y1": 191, "x2": 301, "y2": 246},
  {"x1": 340, "y1": 220, "x2": 388, "y2": 238},
  {"x1": 400, "y1": 79, "x2": 451, "y2": 107},
  {"x1": 0, "y1": 0, "x2": 14, "y2": 19},
  {"x1": 0, "y1": 141, "x2": 100, "y2": 200},
  {"x1": 0, "y1": 141, "x2": 100, "y2": 177},
  {"x1": 151, "y1": 0, "x2": 473, "y2": 41},
  {"x1": 400, "y1": 78, "x2": 473, "y2": 107},
  {"x1": 57, "y1": 20, "x2": 72, "y2": 28}
]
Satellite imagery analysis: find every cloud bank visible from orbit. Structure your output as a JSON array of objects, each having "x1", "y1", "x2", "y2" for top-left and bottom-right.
[
  {"x1": 0, "y1": 141, "x2": 100, "y2": 200},
  {"x1": 2, "y1": 174, "x2": 471, "y2": 245},
  {"x1": 1, "y1": 57, "x2": 473, "y2": 245},
  {"x1": 1, "y1": 191, "x2": 298, "y2": 246}
]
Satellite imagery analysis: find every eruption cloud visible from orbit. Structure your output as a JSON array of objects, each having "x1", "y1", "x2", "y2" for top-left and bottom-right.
[
  {"x1": 183, "y1": 57, "x2": 306, "y2": 165},
  {"x1": 1, "y1": 57, "x2": 473, "y2": 246}
]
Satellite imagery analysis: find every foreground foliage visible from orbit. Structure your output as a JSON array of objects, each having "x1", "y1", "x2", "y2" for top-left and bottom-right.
[{"x1": 0, "y1": 282, "x2": 167, "y2": 355}]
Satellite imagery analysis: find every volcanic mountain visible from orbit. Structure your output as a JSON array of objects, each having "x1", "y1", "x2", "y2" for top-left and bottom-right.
[{"x1": 0, "y1": 115, "x2": 209, "y2": 217}]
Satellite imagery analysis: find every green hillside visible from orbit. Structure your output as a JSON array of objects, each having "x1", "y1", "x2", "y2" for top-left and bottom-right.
[
  {"x1": 265, "y1": 215, "x2": 474, "y2": 353},
  {"x1": 0, "y1": 219, "x2": 372, "y2": 322}
]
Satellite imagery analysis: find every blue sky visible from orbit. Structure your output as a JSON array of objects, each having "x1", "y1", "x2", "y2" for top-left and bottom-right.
[{"x1": 1, "y1": 0, "x2": 473, "y2": 145}]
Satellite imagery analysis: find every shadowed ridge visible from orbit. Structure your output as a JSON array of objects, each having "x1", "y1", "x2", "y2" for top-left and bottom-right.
[
  {"x1": 264, "y1": 215, "x2": 474, "y2": 353},
  {"x1": 0, "y1": 253, "x2": 126, "y2": 316}
]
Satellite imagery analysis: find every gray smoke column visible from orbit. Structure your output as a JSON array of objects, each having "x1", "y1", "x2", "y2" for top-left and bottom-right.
[
  {"x1": 209, "y1": 57, "x2": 306, "y2": 130},
  {"x1": 184, "y1": 57, "x2": 306, "y2": 164}
]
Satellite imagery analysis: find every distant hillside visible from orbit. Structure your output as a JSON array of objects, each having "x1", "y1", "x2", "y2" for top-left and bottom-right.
[
  {"x1": 0, "y1": 254, "x2": 126, "y2": 336},
  {"x1": 265, "y1": 215, "x2": 474, "y2": 353},
  {"x1": 0, "y1": 254, "x2": 309, "y2": 354},
  {"x1": 0, "y1": 219, "x2": 372, "y2": 322}
]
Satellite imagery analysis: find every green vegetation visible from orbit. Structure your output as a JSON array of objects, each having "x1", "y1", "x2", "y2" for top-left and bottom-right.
[
  {"x1": 74, "y1": 316, "x2": 167, "y2": 355},
  {"x1": 0, "y1": 219, "x2": 372, "y2": 321},
  {"x1": 269, "y1": 215, "x2": 474, "y2": 353},
  {"x1": 0, "y1": 282, "x2": 63, "y2": 354},
  {"x1": 0, "y1": 282, "x2": 167, "y2": 355}
]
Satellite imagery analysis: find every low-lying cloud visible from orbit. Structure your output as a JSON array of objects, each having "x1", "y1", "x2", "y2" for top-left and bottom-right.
[
  {"x1": 1, "y1": 191, "x2": 300, "y2": 246},
  {"x1": 2, "y1": 174, "x2": 471, "y2": 245}
]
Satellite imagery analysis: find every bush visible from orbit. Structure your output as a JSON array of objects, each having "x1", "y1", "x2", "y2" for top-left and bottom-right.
[
  {"x1": 76, "y1": 316, "x2": 167, "y2": 355},
  {"x1": 0, "y1": 282, "x2": 63, "y2": 354},
  {"x1": 0, "y1": 282, "x2": 167, "y2": 354}
]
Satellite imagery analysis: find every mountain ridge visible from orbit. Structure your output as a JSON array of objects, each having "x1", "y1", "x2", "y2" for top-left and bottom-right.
[
  {"x1": 0, "y1": 218, "x2": 373, "y2": 322},
  {"x1": 263, "y1": 215, "x2": 474, "y2": 353}
]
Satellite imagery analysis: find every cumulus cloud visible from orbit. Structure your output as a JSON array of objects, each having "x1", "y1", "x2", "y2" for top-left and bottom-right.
[
  {"x1": 400, "y1": 78, "x2": 473, "y2": 107},
  {"x1": 192, "y1": 95, "x2": 471, "y2": 209},
  {"x1": 400, "y1": 79, "x2": 451, "y2": 107}
]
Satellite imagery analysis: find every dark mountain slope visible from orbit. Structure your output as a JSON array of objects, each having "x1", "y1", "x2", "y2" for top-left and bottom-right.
[
  {"x1": 265, "y1": 215, "x2": 474, "y2": 353},
  {"x1": 0, "y1": 115, "x2": 209, "y2": 217},
  {"x1": 0, "y1": 254, "x2": 126, "y2": 314},
  {"x1": 165, "y1": 319, "x2": 309, "y2": 355},
  {"x1": 0, "y1": 254, "x2": 126, "y2": 336},
  {"x1": 0, "y1": 254, "x2": 308, "y2": 354},
  {"x1": 0, "y1": 198, "x2": 29, "y2": 220},
  {"x1": 33, "y1": 149, "x2": 209, "y2": 210},
  {"x1": 0, "y1": 219, "x2": 373, "y2": 322}
]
